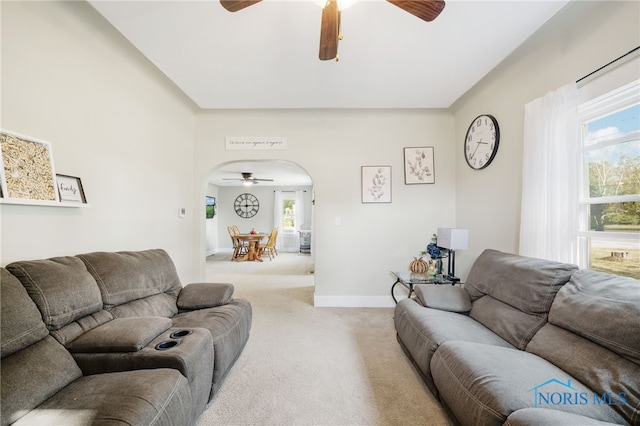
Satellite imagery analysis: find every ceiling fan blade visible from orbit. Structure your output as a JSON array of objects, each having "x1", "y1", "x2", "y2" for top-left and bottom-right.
[
  {"x1": 253, "y1": 178, "x2": 274, "y2": 182},
  {"x1": 220, "y1": 0, "x2": 262, "y2": 13},
  {"x1": 319, "y1": 0, "x2": 340, "y2": 61},
  {"x1": 386, "y1": 0, "x2": 445, "y2": 22}
]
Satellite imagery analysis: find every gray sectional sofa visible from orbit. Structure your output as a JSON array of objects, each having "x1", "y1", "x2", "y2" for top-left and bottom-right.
[
  {"x1": 1, "y1": 249, "x2": 252, "y2": 425},
  {"x1": 395, "y1": 249, "x2": 640, "y2": 426}
]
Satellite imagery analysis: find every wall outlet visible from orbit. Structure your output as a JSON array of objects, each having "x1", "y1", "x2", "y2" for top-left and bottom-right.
[{"x1": 179, "y1": 208, "x2": 186, "y2": 218}]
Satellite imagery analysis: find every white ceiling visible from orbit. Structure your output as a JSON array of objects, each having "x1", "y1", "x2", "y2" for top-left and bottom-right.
[
  {"x1": 88, "y1": 0, "x2": 570, "y2": 110},
  {"x1": 88, "y1": 0, "x2": 570, "y2": 186}
]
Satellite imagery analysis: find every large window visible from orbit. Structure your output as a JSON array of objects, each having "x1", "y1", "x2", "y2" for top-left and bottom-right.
[{"x1": 578, "y1": 84, "x2": 639, "y2": 279}]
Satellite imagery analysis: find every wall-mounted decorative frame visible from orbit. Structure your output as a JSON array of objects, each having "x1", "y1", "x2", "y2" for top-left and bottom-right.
[
  {"x1": 361, "y1": 166, "x2": 391, "y2": 203},
  {"x1": 0, "y1": 130, "x2": 58, "y2": 201},
  {"x1": 404, "y1": 146, "x2": 435, "y2": 184},
  {"x1": 56, "y1": 174, "x2": 87, "y2": 203},
  {"x1": 206, "y1": 195, "x2": 216, "y2": 219}
]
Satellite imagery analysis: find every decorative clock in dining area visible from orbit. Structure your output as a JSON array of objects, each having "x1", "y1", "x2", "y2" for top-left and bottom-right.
[
  {"x1": 234, "y1": 193, "x2": 259, "y2": 218},
  {"x1": 464, "y1": 114, "x2": 500, "y2": 170}
]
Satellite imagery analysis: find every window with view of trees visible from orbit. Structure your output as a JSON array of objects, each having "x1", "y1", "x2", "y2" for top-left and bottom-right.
[{"x1": 578, "y1": 91, "x2": 639, "y2": 279}]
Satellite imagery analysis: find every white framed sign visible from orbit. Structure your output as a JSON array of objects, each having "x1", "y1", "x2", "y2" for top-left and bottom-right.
[{"x1": 225, "y1": 137, "x2": 287, "y2": 151}]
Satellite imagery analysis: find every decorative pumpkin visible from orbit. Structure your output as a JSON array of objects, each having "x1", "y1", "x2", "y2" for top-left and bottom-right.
[{"x1": 409, "y1": 257, "x2": 429, "y2": 274}]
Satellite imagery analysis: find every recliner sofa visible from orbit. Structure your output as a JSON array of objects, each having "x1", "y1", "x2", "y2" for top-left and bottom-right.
[
  {"x1": 395, "y1": 249, "x2": 640, "y2": 425},
  {"x1": 2, "y1": 248, "x2": 252, "y2": 425}
]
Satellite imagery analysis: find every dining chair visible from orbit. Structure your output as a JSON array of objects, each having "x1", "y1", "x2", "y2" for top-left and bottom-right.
[
  {"x1": 259, "y1": 226, "x2": 278, "y2": 260},
  {"x1": 227, "y1": 226, "x2": 247, "y2": 260}
]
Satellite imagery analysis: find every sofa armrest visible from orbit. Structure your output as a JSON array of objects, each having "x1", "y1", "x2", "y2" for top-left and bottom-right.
[
  {"x1": 414, "y1": 285, "x2": 471, "y2": 313},
  {"x1": 66, "y1": 317, "x2": 172, "y2": 353},
  {"x1": 177, "y1": 283, "x2": 234, "y2": 310}
]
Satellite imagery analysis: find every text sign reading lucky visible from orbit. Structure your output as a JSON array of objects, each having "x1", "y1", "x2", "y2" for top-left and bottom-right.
[{"x1": 225, "y1": 137, "x2": 287, "y2": 151}]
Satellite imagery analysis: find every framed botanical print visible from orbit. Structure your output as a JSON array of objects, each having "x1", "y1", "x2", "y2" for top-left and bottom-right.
[
  {"x1": 362, "y1": 166, "x2": 391, "y2": 203},
  {"x1": 404, "y1": 146, "x2": 435, "y2": 184}
]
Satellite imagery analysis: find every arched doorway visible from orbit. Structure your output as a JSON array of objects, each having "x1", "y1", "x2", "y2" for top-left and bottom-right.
[{"x1": 201, "y1": 159, "x2": 315, "y2": 280}]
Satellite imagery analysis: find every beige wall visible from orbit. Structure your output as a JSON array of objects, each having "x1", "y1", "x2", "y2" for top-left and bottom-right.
[
  {"x1": 451, "y1": 1, "x2": 640, "y2": 279},
  {"x1": 0, "y1": 1, "x2": 198, "y2": 281},
  {"x1": 2, "y1": 1, "x2": 638, "y2": 305},
  {"x1": 194, "y1": 109, "x2": 456, "y2": 305}
]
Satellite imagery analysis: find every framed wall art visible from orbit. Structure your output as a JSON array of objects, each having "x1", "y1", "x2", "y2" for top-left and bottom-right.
[
  {"x1": 404, "y1": 146, "x2": 435, "y2": 184},
  {"x1": 56, "y1": 174, "x2": 87, "y2": 203},
  {"x1": 0, "y1": 130, "x2": 58, "y2": 201},
  {"x1": 361, "y1": 166, "x2": 391, "y2": 203}
]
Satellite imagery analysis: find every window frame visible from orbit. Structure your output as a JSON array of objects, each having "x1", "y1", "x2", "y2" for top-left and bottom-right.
[{"x1": 576, "y1": 79, "x2": 640, "y2": 271}]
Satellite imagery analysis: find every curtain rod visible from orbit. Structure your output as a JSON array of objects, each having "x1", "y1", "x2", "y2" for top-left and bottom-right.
[{"x1": 576, "y1": 46, "x2": 640, "y2": 83}]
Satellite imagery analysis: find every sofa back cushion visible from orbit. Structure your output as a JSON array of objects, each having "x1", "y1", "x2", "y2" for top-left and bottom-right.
[
  {"x1": 78, "y1": 249, "x2": 182, "y2": 317},
  {"x1": 1, "y1": 268, "x2": 49, "y2": 358},
  {"x1": 548, "y1": 269, "x2": 640, "y2": 364},
  {"x1": 1, "y1": 268, "x2": 82, "y2": 426},
  {"x1": 6, "y1": 257, "x2": 103, "y2": 330},
  {"x1": 526, "y1": 270, "x2": 640, "y2": 426},
  {"x1": 464, "y1": 249, "x2": 577, "y2": 349}
]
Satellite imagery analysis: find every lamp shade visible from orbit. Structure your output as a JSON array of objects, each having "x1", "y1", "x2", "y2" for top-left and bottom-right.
[{"x1": 437, "y1": 228, "x2": 469, "y2": 250}]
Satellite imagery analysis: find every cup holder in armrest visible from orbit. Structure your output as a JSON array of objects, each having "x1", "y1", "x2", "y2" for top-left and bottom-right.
[
  {"x1": 155, "y1": 340, "x2": 179, "y2": 350},
  {"x1": 170, "y1": 330, "x2": 192, "y2": 339}
]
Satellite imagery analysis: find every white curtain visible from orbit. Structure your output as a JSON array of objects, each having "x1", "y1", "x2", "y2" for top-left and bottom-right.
[
  {"x1": 519, "y1": 83, "x2": 580, "y2": 263},
  {"x1": 274, "y1": 190, "x2": 305, "y2": 252}
]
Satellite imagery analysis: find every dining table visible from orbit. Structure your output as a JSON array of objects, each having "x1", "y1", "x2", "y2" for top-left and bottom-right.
[{"x1": 235, "y1": 233, "x2": 269, "y2": 262}]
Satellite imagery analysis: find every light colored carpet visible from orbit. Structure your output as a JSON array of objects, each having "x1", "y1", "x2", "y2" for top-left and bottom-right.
[{"x1": 197, "y1": 251, "x2": 453, "y2": 426}]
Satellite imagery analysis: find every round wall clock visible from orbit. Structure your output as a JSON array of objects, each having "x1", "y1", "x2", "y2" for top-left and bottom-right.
[
  {"x1": 234, "y1": 193, "x2": 259, "y2": 218},
  {"x1": 464, "y1": 114, "x2": 500, "y2": 170}
]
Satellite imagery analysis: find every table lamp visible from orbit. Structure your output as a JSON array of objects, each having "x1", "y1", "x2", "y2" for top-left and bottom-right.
[{"x1": 437, "y1": 228, "x2": 469, "y2": 282}]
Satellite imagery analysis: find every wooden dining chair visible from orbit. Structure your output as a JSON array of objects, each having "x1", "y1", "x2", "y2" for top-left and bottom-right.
[
  {"x1": 259, "y1": 226, "x2": 278, "y2": 260},
  {"x1": 227, "y1": 226, "x2": 247, "y2": 260}
]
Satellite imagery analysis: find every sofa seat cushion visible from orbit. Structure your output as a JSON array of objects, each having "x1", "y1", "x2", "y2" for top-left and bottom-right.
[
  {"x1": 464, "y1": 250, "x2": 578, "y2": 349},
  {"x1": 6, "y1": 256, "x2": 103, "y2": 330},
  {"x1": 172, "y1": 298, "x2": 252, "y2": 392},
  {"x1": 12, "y1": 369, "x2": 193, "y2": 426},
  {"x1": 177, "y1": 283, "x2": 234, "y2": 310},
  {"x1": 66, "y1": 317, "x2": 172, "y2": 353},
  {"x1": 394, "y1": 299, "x2": 513, "y2": 386},
  {"x1": 431, "y1": 341, "x2": 627, "y2": 426}
]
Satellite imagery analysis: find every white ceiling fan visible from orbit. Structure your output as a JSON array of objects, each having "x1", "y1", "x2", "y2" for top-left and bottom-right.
[{"x1": 222, "y1": 172, "x2": 274, "y2": 186}]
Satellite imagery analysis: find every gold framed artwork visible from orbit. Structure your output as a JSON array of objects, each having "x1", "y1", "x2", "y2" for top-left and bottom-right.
[{"x1": 0, "y1": 130, "x2": 58, "y2": 201}]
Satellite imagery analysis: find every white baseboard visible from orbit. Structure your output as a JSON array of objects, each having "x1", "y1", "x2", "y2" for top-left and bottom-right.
[{"x1": 313, "y1": 294, "x2": 395, "y2": 308}]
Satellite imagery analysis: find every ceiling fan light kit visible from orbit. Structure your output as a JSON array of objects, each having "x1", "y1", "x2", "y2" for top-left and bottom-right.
[{"x1": 220, "y1": 0, "x2": 445, "y2": 61}]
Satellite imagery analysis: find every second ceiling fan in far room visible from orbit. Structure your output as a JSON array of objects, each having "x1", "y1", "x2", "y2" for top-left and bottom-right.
[
  {"x1": 222, "y1": 172, "x2": 274, "y2": 186},
  {"x1": 219, "y1": 0, "x2": 446, "y2": 61}
]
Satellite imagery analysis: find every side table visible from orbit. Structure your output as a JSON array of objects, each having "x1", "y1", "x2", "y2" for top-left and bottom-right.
[{"x1": 391, "y1": 271, "x2": 458, "y2": 304}]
